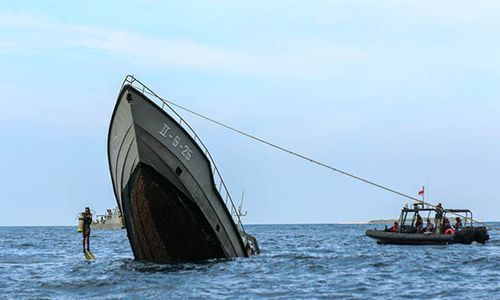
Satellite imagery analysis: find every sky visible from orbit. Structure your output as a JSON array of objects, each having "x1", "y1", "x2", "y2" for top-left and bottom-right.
[{"x1": 1, "y1": 1, "x2": 499, "y2": 226}]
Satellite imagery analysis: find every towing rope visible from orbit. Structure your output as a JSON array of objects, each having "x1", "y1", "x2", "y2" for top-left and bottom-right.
[{"x1": 140, "y1": 88, "x2": 499, "y2": 232}]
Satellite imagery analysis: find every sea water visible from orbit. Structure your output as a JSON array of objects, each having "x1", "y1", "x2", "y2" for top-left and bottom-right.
[{"x1": 0, "y1": 224, "x2": 498, "y2": 299}]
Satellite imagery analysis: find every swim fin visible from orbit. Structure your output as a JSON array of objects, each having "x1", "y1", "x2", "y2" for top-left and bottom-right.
[{"x1": 84, "y1": 250, "x2": 95, "y2": 260}]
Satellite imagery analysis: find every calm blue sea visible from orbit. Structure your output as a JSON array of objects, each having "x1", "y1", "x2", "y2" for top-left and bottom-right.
[{"x1": 0, "y1": 224, "x2": 498, "y2": 299}]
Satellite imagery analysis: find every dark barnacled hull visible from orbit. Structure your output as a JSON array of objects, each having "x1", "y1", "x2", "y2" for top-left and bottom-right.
[
  {"x1": 108, "y1": 77, "x2": 258, "y2": 262},
  {"x1": 366, "y1": 227, "x2": 489, "y2": 245},
  {"x1": 121, "y1": 163, "x2": 226, "y2": 261}
]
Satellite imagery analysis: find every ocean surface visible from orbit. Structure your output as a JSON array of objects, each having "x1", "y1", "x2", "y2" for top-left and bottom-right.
[{"x1": 0, "y1": 224, "x2": 498, "y2": 299}]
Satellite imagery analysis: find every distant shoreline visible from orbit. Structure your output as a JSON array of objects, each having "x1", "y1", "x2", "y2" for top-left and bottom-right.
[{"x1": 367, "y1": 219, "x2": 398, "y2": 224}]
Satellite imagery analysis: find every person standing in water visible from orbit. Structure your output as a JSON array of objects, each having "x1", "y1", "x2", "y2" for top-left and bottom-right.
[{"x1": 82, "y1": 207, "x2": 92, "y2": 253}]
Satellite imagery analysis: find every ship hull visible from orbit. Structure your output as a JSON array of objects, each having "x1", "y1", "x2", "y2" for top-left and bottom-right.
[{"x1": 108, "y1": 84, "x2": 248, "y2": 262}]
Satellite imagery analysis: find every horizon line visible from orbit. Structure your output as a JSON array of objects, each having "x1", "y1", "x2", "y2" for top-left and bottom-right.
[{"x1": 1, "y1": 220, "x2": 499, "y2": 228}]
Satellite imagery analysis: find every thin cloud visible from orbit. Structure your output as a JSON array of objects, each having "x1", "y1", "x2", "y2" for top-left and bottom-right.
[{"x1": 0, "y1": 12, "x2": 366, "y2": 79}]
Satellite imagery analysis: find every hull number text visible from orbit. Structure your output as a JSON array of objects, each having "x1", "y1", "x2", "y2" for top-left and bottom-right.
[{"x1": 159, "y1": 124, "x2": 193, "y2": 161}]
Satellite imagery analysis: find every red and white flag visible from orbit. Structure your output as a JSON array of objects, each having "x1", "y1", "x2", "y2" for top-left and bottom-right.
[{"x1": 418, "y1": 187, "x2": 425, "y2": 197}]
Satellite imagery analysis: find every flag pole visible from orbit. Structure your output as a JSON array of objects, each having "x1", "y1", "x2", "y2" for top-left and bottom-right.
[{"x1": 422, "y1": 185, "x2": 425, "y2": 208}]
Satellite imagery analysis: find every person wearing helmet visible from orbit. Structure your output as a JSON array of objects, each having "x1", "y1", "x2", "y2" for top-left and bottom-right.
[{"x1": 82, "y1": 207, "x2": 92, "y2": 253}]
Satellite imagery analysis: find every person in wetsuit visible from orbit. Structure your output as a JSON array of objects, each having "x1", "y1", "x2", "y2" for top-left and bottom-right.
[{"x1": 82, "y1": 207, "x2": 92, "y2": 253}]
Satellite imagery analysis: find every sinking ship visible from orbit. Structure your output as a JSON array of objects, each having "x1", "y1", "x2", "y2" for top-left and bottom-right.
[{"x1": 108, "y1": 75, "x2": 259, "y2": 262}]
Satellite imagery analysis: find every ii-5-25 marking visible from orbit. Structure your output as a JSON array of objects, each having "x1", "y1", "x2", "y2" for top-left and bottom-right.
[{"x1": 159, "y1": 124, "x2": 194, "y2": 161}]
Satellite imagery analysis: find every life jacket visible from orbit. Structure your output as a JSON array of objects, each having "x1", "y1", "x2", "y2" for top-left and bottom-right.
[
  {"x1": 444, "y1": 228, "x2": 455, "y2": 235},
  {"x1": 390, "y1": 225, "x2": 398, "y2": 232}
]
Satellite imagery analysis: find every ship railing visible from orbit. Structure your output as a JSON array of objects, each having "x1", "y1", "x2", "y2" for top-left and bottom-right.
[{"x1": 122, "y1": 75, "x2": 246, "y2": 233}]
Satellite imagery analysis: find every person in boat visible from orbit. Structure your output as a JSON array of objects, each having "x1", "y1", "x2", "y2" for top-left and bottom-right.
[
  {"x1": 435, "y1": 203, "x2": 444, "y2": 234},
  {"x1": 454, "y1": 217, "x2": 463, "y2": 230},
  {"x1": 415, "y1": 213, "x2": 423, "y2": 233},
  {"x1": 390, "y1": 221, "x2": 399, "y2": 232},
  {"x1": 82, "y1": 207, "x2": 92, "y2": 253},
  {"x1": 442, "y1": 217, "x2": 454, "y2": 235},
  {"x1": 424, "y1": 218, "x2": 435, "y2": 233}
]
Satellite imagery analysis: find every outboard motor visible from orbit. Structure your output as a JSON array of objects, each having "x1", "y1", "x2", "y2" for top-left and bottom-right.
[
  {"x1": 455, "y1": 226, "x2": 489, "y2": 244},
  {"x1": 454, "y1": 228, "x2": 474, "y2": 244},
  {"x1": 472, "y1": 227, "x2": 489, "y2": 243}
]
